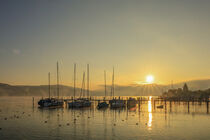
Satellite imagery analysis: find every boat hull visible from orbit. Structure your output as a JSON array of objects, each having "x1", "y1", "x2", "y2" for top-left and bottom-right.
[
  {"x1": 127, "y1": 98, "x2": 138, "y2": 108},
  {"x1": 38, "y1": 98, "x2": 64, "y2": 107},
  {"x1": 68, "y1": 99, "x2": 91, "y2": 108},
  {"x1": 109, "y1": 99, "x2": 126, "y2": 108},
  {"x1": 157, "y1": 105, "x2": 164, "y2": 109},
  {"x1": 97, "y1": 101, "x2": 109, "y2": 109}
]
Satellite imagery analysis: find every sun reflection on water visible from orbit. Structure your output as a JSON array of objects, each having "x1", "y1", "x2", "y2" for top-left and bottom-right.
[{"x1": 148, "y1": 96, "x2": 152, "y2": 130}]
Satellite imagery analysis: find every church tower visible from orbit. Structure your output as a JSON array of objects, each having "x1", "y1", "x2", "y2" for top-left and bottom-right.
[{"x1": 183, "y1": 83, "x2": 189, "y2": 92}]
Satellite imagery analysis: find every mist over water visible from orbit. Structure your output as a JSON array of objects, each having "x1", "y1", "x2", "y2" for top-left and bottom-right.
[
  {"x1": 0, "y1": 96, "x2": 209, "y2": 140},
  {"x1": 1, "y1": 1, "x2": 210, "y2": 140}
]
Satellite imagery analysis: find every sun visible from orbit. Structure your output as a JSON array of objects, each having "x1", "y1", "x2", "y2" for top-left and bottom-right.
[{"x1": 146, "y1": 75, "x2": 154, "y2": 84}]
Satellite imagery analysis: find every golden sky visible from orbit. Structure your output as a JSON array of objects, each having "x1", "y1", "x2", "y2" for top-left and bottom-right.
[{"x1": 1, "y1": 0, "x2": 210, "y2": 89}]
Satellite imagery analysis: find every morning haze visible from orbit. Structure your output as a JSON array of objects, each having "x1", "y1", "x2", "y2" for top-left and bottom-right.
[
  {"x1": 1, "y1": 0, "x2": 210, "y2": 88},
  {"x1": 1, "y1": 1, "x2": 210, "y2": 140}
]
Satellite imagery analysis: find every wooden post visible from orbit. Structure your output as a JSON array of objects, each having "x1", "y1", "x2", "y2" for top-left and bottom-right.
[
  {"x1": 74, "y1": 63, "x2": 76, "y2": 100},
  {"x1": 164, "y1": 100, "x2": 167, "y2": 111},
  {"x1": 153, "y1": 99, "x2": 156, "y2": 109},
  {"x1": 199, "y1": 99, "x2": 202, "y2": 105},
  {"x1": 32, "y1": 97, "x2": 34, "y2": 108}
]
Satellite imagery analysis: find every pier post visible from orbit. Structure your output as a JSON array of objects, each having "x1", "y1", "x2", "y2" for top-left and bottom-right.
[
  {"x1": 164, "y1": 100, "x2": 167, "y2": 111},
  {"x1": 153, "y1": 99, "x2": 156, "y2": 109},
  {"x1": 126, "y1": 97, "x2": 128, "y2": 108},
  {"x1": 206, "y1": 100, "x2": 209, "y2": 114},
  {"x1": 192, "y1": 98, "x2": 194, "y2": 105},
  {"x1": 32, "y1": 97, "x2": 34, "y2": 108},
  {"x1": 138, "y1": 98, "x2": 140, "y2": 112},
  {"x1": 199, "y1": 99, "x2": 202, "y2": 105}
]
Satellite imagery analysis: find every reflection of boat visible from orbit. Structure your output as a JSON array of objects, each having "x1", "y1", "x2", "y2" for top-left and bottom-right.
[
  {"x1": 38, "y1": 62, "x2": 64, "y2": 107},
  {"x1": 68, "y1": 64, "x2": 91, "y2": 108},
  {"x1": 97, "y1": 71, "x2": 109, "y2": 109},
  {"x1": 127, "y1": 97, "x2": 137, "y2": 108},
  {"x1": 157, "y1": 105, "x2": 164, "y2": 109},
  {"x1": 128, "y1": 105, "x2": 137, "y2": 111}
]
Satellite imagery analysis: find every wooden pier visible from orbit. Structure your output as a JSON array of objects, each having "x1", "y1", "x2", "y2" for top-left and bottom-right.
[
  {"x1": 37, "y1": 96, "x2": 209, "y2": 113},
  {"x1": 62, "y1": 96, "x2": 209, "y2": 112}
]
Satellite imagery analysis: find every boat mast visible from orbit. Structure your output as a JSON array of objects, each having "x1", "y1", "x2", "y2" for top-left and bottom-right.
[
  {"x1": 48, "y1": 72, "x2": 51, "y2": 99},
  {"x1": 83, "y1": 72, "x2": 85, "y2": 97},
  {"x1": 112, "y1": 67, "x2": 114, "y2": 97},
  {"x1": 74, "y1": 63, "x2": 76, "y2": 99},
  {"x1": 57, "y1": 62, "x2": 59, "y2": 99},
  {"x1": 80, "y1": 72, "x2": 85, "y2": 98},
  {"x1": 110, "y1": 70, "x2": 113, "y2": 97},
  {"x1": 87, "y1": 64, "x2": 89, "y2": 98},
  {"x1": 104, "y1": 70, "x2": 106, "y2": 97}
]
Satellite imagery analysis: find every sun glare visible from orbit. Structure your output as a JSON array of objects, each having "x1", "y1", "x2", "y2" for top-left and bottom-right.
[{"x1": 146, "y1": 75, "x2": 154, "y2": 84}]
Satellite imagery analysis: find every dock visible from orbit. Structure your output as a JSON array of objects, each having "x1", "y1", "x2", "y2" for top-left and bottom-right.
[{"x1": 61, "y1": 96, "x2": 210, "y2": 112}]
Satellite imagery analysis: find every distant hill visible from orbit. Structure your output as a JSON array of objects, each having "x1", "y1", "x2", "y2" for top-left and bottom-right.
[
  {"x1": 1, "y1": 79, "x2": 210, "y2": 96},
  {"x1": 0, "y1": 83, "x2": 164, "y2": 96},
  {"x1": 0, "y1": 83, "x2": 75, "y2": 96}
]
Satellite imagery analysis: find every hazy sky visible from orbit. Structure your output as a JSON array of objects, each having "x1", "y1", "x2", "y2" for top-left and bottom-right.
[{"x1": 1, "y1": 0, "x2": 210, "y2": 88}]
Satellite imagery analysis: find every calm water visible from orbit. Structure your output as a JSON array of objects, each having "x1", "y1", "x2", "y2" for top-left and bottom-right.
[{"x1": 0, "y1": 96, "x2": 210, "y2": 140}]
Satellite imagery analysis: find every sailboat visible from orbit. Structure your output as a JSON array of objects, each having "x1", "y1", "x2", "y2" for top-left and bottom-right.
[
  {"x1": 109, "y1": 67, "x2": 126, "y2": 108},
  {"x1": 38, "y1": 62, "x2": 64, "y2": 107},
  {"x1": 127, "y1": 97, "x2": 137, "y2": 108},
  {"x1": 97, "y1": 70, "x2": 109, "y2": 109},
  {"x1": 109, "y1": 97, "x2": 126, "y2": 108},
  {"x1": 68, "y1": 64, "x2": 91, "y2": 108}
]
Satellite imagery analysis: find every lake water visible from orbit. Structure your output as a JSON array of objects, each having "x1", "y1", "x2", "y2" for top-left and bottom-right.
[{"x1": 0, "y1": 96, "x2": 209, "y2": 140}]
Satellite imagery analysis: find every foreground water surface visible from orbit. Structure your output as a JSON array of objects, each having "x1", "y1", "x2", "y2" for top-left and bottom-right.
[{"x1": 0, "y1": 96, "x2": 209, "y2": 140}]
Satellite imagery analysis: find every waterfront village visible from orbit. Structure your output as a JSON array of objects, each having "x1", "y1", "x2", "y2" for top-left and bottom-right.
[{"x1": 162, "y1": 83, "x2": 210, "y2": 101}]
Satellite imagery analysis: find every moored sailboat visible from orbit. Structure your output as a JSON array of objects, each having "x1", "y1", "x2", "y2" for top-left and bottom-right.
[
  {"x1": 68, "y1": 64, "x2": 91, "y2": 108},
  {"x1": 109, "y1": 98, "x2": 126, "y2": 108},
  {"x1": 38, "y1": 62, "x2": 64, "y2": 107},
  {"x1": 97, "y1": 70, "x2": 109, "y2": 109},
  {"x1": 127, "y1": 97, "x2": 137, "y2": 108},
  {"x1": 109, "y1": 67, "x2": 126, "y2": 108}
]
